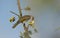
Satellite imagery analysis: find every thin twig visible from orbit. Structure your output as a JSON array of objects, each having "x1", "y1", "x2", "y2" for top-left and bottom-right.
[{"x1": 10, "y1": 11, "x2": 19, "y2": 17}]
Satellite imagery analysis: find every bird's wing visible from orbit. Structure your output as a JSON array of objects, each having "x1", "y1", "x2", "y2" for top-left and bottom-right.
[
  {"x1": 12, "y1": 20, "x2": 20, "y2": 28},
  {"x1": 17, "y1": 0, "x2": 22, "y2": 17}
]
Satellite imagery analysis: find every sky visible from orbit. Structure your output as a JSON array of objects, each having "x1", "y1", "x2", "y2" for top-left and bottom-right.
[{"x1": 0, "y1": 0, "x2": 60, "y2": 38}]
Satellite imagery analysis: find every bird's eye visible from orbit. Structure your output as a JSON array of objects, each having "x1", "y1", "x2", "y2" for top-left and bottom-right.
[{"x1": 9, "y1": 16, "x2": 15, "y2": 22}]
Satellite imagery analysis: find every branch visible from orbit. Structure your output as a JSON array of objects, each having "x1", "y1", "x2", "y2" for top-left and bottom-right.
[
  {"x1": 10, "y1": 11, "x2": 19, "y2": 17},
  {"x1": 17, "y1": 0, "x2": 22, "y2": 17}
]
